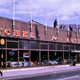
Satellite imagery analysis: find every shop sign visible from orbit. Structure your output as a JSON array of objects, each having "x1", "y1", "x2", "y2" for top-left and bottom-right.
[
  {"x1": 0, "y1": 38, "x2": 5, "y2": 45},
  {"x1": 66, "y1": 37, "x2": 80, "y2": 44},
  {"x1": 23, "y1": 52, "x2": 29, "y2": 58},
  {"x1": 0, "y1": 28, "x2": 35, "y2": 39}
]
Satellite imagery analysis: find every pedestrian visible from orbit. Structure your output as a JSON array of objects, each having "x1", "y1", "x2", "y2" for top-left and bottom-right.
[{"x1": 0, "y1": 70, "x2": 2, "y2": 76}]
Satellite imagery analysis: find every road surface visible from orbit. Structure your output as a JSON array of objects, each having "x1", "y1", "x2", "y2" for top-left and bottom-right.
[{"x1": 2, "y1": 69, "x2": 80, "y2": 80}]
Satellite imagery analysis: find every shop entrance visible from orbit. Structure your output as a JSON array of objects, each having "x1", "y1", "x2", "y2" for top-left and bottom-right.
[{"x1": 70, "y1": 53, "x2": 80, "y2": 63}]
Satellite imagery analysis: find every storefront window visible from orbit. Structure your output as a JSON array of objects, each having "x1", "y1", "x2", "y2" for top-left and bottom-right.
[
  {"x1": 75, "y1": 45, "x2": 79, "y2": 50},
  {"x1": 41, "y1": 44, "x2": 48, "y2": 49},
  {"x1": 49, "y1": 52, "x2": 63, "y2": 65},
  {"x1": 31, "y1": 51, "x2": 39, "y2": 66},
  {"x1": 19, "y1": 50, "x2": 29, "y2": 67},
  {"x1": 70, "y1": 45, "x2": 74, "y2": 50},
  {"x1": 49, "y1": 43, "x2": 55, "y2": 50},
  {"x1": 57, "y1": 43, "x2": 63, "y2": 50},
  {"x1": 64, "y1": 52, "x2": 69, "y2": 64},
  {"x1": 19, "y1": 40, "x2": 29, "y2": 49},
  {"x1": 7, "y1": 50, "x2": 18, "y2": 68},
  {"x1": 30, "y1": 41, "x2": 39, "y2": 49},
  {"x1": 64, "y1": 46, "x2": 69, "y2": 50},
  {"x1": 41, "y1": 42, "x2": 48, "y2": 49},
  {"x1": 41, "y1": 51, "x2": 48, "y2": 66},
  {"x1": 7, "y1": 42, "x2": 18, "y2": 48}
]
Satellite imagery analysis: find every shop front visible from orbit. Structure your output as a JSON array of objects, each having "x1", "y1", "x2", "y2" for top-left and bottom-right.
[{"x1": 0, "y1": 17, "x2": 80, "y2": 69}]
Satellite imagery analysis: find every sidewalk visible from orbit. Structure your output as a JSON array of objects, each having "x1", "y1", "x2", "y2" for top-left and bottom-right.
[{"x1": 0, "y1": 64, "x2": 80, "y2": 79}]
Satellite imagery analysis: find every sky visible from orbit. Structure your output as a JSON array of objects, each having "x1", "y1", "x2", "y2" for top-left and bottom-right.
[{"x1": 0, "y1": 0, "x2": 80, "y2": 27}]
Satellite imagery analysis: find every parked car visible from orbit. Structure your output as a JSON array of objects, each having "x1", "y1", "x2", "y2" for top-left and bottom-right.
[
  {"x1": 8, "y1": 62, "x2": 22, "y2": 67},
  {"x1": 7, "y1": 58, "x2": 22, "y2": 67},
  {"x1": 32, "y1": 61, "x2": 37, "y2": 66},
  {"x1": 22, "y1": 61, "x2": 33, "y2": 66},
  {"x1": 49, "y1": 60, "x2": 58, "y2": 65},
  {"x1": 41, "y1": 60, "x2": 48, "y2": 66},
  {"x1": 41, "y1": 60, "x2": 58, "y2": 65}
]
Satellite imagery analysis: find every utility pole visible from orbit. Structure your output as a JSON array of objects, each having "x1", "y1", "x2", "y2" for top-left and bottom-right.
[
  {"x1": 76, "y1": 16, "x2": 78, "y2": 38},
  {"x1": 30, "y1": 0, "x2": 32, "y2": 32},
  {"x1": 57, "y1": 8, "x2": 59, "y2": 35},
  {"x1": 45, "y1": 4, "x2": 47, "y2": 34},
  {"x1": 67, "y1": 12, "x2": 69, "y2": 37},
  {"x1": 13, "y1": 0, "x2": 15, "y2": 31}
]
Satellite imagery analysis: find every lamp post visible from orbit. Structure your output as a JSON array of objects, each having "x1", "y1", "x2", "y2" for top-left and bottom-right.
[
  {"x1": 30, "y1": 0, "x2": 32, "y2": 32},
  {"x1": 0, "y1": 38, "x2": 5, "y2": 77}
]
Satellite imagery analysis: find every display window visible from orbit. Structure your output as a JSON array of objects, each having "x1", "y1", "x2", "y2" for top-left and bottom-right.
[
  {"x1": 64, "y1": 52, "x2": 69, "y2": 64},
  {"x1": 41, "y1": 51, "x2": 48, "y2": 66},
  {"x1": 31, "y1": 51, "x2": 39, "y2": 66},
  {"x1": 19, "y1": 50, "x2": 29, "y2": 67},
  {"x1": 7, "y1": 50, "x2": 18, "y2": 68},
  {"x1": 49, "y1": 52, "x2": 63, "y2": 65}
]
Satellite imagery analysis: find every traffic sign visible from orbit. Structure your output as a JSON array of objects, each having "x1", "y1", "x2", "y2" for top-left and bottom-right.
[{"x1": 0, "y1": 38, "x2": 5, "y2": 45}]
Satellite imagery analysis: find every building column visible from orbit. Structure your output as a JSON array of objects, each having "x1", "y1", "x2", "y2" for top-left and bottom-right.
[
  {"x1": 63, "y1": 52, "x2": 64, "y2": 64},
  {"x1": 48, "y1": 42, "x2": 49, "y2": 66},
  {"x1": 29, "y1": 40, "x2": 31, "y2": 67},
  {"x1": 39, "y1": 51, "x2": 41, "y2": 66},
  {"x1": 69, "y1": 44, "x2": 70, "y2": 64},
  {"x1": 48, "y1": 51, "x2": 49, "y2": 66},
  {"x1": 63, "y1": 44, "x2": 64, "y2": 64},
  {"x1": 29, "y1": 50, "x2": 31, "y2": 67},
  {"x1": 18, "y1": 39, "x2": 19, "y2": 68}
]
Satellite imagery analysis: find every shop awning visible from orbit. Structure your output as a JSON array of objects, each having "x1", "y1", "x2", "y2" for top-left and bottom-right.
[{"x1": 71, "y1": 50, "x2": 80, "y2": 53}]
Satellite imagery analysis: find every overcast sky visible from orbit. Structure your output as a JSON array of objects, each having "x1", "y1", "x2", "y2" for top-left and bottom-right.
[{"x1": 0, "y1": 0, "x2": 80, "y2": 27}]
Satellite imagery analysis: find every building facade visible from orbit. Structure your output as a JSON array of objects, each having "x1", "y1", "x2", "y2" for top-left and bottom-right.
[{"x1": 0, "y1": 17, "x2": 80, "y2": 69}]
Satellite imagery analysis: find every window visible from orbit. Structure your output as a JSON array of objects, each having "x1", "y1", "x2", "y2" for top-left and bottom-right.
[
  {"x1": 75, "y1": 45, "x2": 79, "y2": 50},
  {"x1": 19, "y1": 40, "x2": 29, "y2": 49},
  {"x1": 41, "y1": 42, "x2": 48, "y2": 49},
  {"x1": 70, "y1": 45, "x2": 74, "y2": 50},
  {"x1": 57, "y1": 43, "x2": 63, "y2": 50},
  {"x1": 7, "y1": 42, "x2": 18, "y2": 48},
  {"x1": 49, "y1": 43, "x2": 55, "y2": 50},
  {"x1": 64, "y1": 46, "x2": 69, "y2": 50},
  {"x1": 30, "y1": 41, "x2": 39, "y2": 49}
]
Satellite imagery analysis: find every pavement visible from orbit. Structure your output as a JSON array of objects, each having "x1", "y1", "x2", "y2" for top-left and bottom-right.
[{"x1": 0, "y1": 64, "x2": 80, "y2": 79}]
